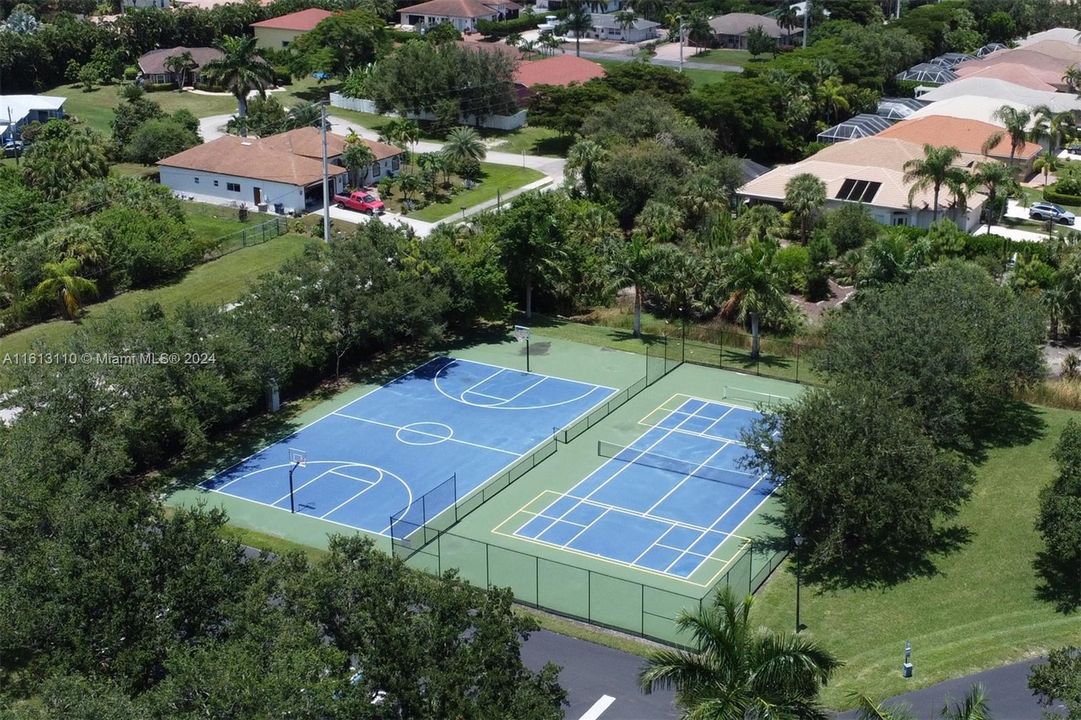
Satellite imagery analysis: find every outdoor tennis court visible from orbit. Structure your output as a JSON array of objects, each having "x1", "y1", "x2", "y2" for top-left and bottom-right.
[
  {"x1": 200, "y1": 356, "x2": 616, "y2": 536},
  {"x1": 495, "y1": 394, "x2": 776, "y2": 582}
]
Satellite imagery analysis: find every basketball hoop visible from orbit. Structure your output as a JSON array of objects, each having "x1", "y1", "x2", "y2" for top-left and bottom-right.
[
  {"x1": 513, "y1": 325, "x2": 531, "y2": 343},
  {"x1": 289, "y1": 448, "x2": 307, "y2": 468}
]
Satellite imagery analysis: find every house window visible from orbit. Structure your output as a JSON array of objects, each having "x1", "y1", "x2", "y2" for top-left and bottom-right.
[
  {"x1": 281, "y1": 41, "x2": 289, "y2": 47},
  {"x1": 391, "y1": 157, "x2": 400, "y2": 170},
  {"x1": 892, "y1": 216, "x2": 908, "y2": 226},
  {"x1": 213, "y1": 180, "x2": 219, "y2": 187},
  {"x1": 371, "y1": 162, "x2": 381, "y2": 177},
  {"x1": 194, "y1": 177, "x2": 199, "y2": 184},
  {"x1": 227, "y1": 182, "x2": 240, "y2": 192}
]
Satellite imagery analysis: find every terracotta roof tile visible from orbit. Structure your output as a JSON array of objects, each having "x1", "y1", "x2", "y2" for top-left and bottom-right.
[
  {"x1": 514, "y1": 55, "x2": 605, "y2": 87},
  {"x1": 399, "y1": 0, "x2": 520, "y2": 19},
  {"x1": 878, "y1": 116, "x2": 1042, "y2": 161},
  {"x1": 158, "y1": 132, "x2": 348, "y2": 186},
  {"x1": 137, "y1": 46, "x2": 222, "y2": 76},
  {"x1": 251, "y1": 8, "x2": 333, "y2": 31}
]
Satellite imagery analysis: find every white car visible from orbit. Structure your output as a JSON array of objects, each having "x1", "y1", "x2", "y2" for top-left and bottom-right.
[{"x1": 1029, "y1": 202, "x2": 1076, "y2": 225}]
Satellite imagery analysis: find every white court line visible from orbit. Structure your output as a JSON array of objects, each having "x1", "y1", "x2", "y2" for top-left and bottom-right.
[
  {"x1": 701, "y1": 405, "x2": 737, "y2": 437},
  {"x1": 320, "y1": 479, "x2": 381, "y2": 519},
  {"x1": 579, "y1": 695, "x2": 616, "y2": 720},
  {"x1": 461, "y1": 356, "x2": 619, "y2": 392},
  {"x1": 460, "y1": 367, "x2": 506, "y2": 398},
  {"x1": 462, "y1": 390, "x2": 508, "y2": 401},
  {"x1": 332, "y1": 412, "x2": 520, "y2": 457},
  {"x1": 329, "y1": 469, "x2": 376, "y2": 486},
  {"x1": 270, "y1": 468, "x2": 336, "y2": 507},
  {"x1": 489, "y1": 375, "x2": 549, "y2": 406},
  {"x1": 642, "y1": 442, "x2": 729, "y2": 516}
]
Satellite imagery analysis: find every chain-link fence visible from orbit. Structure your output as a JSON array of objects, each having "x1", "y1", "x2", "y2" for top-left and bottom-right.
[{"x1": 204, "y1": 217, "x2": 288, "y2": 261}]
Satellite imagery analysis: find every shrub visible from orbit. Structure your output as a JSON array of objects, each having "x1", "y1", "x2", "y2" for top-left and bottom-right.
[
  {"x1": 774, "y1": 244, "x2": 810, "y2": 293},
  {"x1": 825, "y1": 203, "x2": 878, "y2": 252},
  {"x1": 1044, "y1": 186, "x2": 1081, "y2": 207},
  {"x1": 124, "y1": 118, "x2": 200, "y2": 165},
  {"x1": 91, "y1": 207, "x2": 200, "y2": 290}
]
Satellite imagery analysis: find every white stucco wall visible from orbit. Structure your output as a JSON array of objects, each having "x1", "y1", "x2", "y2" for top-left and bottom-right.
[{"x1": 159, "y1": 166, "x2": 328, "y2": 213}]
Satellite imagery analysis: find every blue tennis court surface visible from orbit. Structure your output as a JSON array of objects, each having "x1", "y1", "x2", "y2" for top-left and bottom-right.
[
  {"x1": 201, "y1": 357, "x2": 616, "y2": 536},
  {"x1": 506, "y1": 396, "x2": 775, "y2": 581}
]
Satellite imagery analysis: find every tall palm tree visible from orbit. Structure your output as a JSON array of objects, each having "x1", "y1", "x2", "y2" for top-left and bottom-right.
[
  {"x1": 163, "y1": 50, "x2": 195, "y2": 91},
  {"x1": 614, "y1": 9, "x2": 638, "y2": 41},
  {"x1": 1033, "y1": 149, "x2": 1061, "y2": 187},
  {"x1": 559, "y1": 0, "x2": 592, "y2": 57},
  {"x1": 379, "y1": 117, "x2": 421, "y2": 157},
  {"x1": 903, "y1": 144, "x2": 965, "y2": 220},
  {"x1": 200, "y1": 36, "x2": 276, "y2": 133},
  {"x1": 988, "y1": 105, "x2": 1032, "y2": 164},
  {"x1": 816, "y1": 76, "x2": 850, "y2": 124},
  {"x1": 566, "y1": 139, "x2": 606, "y2": 198},
  {"x1": 641, "y1": 590, "x2": 840, "y2": 719},
  {"x1": 442, "y1": 126, "x2": 486, "y2": 168},
  {"x1": 283, "y1": 101, "x2": 324, "y2": 131},
  {"x1": 1033, "y1": 104, "x2": 1075, "y2": 154},
  {"x1": 34, "y1": 258, "x2": 97, "y2": 320},
  {"x1": 971, "y1": 160, "x2": 1021, "y2": 232},
  {"x1": 341, "y1": 139, "x2": 376, "y2": 185},
  {"x1": 721, "y1": 240, "x2": 791, "y2": 359},
  {"x1": 777, "y1": 5, "x2": 800, "y2": 35},
  {"x1": 610, "y1": 233, "x2": 655, "y2": 336},
  {"x1": 784, "y1": 172, "x2": 827, "y2": 244}
]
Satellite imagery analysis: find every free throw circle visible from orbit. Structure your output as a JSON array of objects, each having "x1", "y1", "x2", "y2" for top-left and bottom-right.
[{"x1": 395, "y1": 421, "x2": 454, "y2": 446}]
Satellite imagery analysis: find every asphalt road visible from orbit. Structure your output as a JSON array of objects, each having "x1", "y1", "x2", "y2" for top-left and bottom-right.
[{"x1": 521, "y1": 629, "x2": 679, "y2": 720}]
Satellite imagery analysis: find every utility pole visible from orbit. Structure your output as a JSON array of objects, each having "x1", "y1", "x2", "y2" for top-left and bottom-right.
[
  {"x1": 321, "y1": 102, "x2": 331, "y2": 244},
  {"x1": 677, "y1": 15, "x2": 685, "y2": 73},
  {"x1": 802, "y1": 0, "x2": 809, "y2": 48}
]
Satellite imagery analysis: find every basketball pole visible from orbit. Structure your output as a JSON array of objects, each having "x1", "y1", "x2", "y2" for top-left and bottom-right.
[
  {"x1": 288, "y1": 459, "x2": 301, "y2": 513},
  {"x1": 526, "y1": 336, "x2": 530, "y2": 373}
]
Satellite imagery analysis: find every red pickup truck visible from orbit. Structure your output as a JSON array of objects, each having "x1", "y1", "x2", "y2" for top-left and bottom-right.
[{"x1": 334, "y1": 190, "x2": 385, "y2": 215}]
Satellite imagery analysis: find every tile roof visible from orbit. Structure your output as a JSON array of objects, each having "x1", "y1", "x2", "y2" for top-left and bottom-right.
[
  {"x1": 137, "y1": 46, "x2": 223, "y2": 76},
  {"x1": 708, "y1": 13, "x2": 791, "y2": 38},
  {"x1": 158, "y1": 132, "x2": 349, "y2": 187},
  {"x1": 1017, "y1": 27, "x2": 1081, "y2": 47},
  {"x1": 590, "y1": 12, "x2": 660, "y2": 30},
  {"x1": 399, "y1": 0, "x2": 520, "y2": 19},
  {"x1": 250, "y1": 8, "x2": 333, "y2": 31},
  {"x1": 261, "y1": 126, "x2": 403, "y2": 161},
  {"x1": 951, "y1": 64, "x2": 1058, "y2": 92},
  {"x1": 1017, "y1": 39, "x2": 1081, "y2": 63},
  {"x1": 908, "y1": 96, "x2": 1033, "y2": 128},
  {"x1": 0, "y1": 94, "x2": 66, "y2": 125},
  {"x1": 955, "y1": 50, "x2": 1070, "y2": 86},
  {"x1": 812, "y1": 136, "x2": 929, "y2": 171},
  {"x1": 878, "y1": 115, "x2": 1042, "y2": 161},
  {"x1": 514, "y1": 55, "x2": 605, "y2": 87},
  {"x1": 917, "y1": 77, "x2": 1081, "y2": 113}
]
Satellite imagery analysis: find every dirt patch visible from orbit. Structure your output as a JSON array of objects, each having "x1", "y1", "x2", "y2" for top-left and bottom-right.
[{"x1": 789, "y1": 280, "x2": 856, "y2": 323}]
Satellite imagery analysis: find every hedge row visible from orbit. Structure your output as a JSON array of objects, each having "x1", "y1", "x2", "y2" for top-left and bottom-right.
[
  {"x1": 476, "y1": 9, "x2": 567, "y2": 38},
  {"x1": 1043, "y1": 186, "x2": 1081, "y2": 207}
]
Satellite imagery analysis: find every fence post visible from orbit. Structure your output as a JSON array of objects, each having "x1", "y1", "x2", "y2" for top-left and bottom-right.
[
  {"x1": 261, "y1": 221, "x2": 267, "y2": 241},
  {"x1": 436, "y1": 532, "x2": 442, "y2": 576},
  {"x1": 535, "y1": 557, "x2": 540, "y2": 606},
  {"x1": 748, "y1": 547, "x2": 754, "y2": 594},
  {"x1": 641, "y1": 584, "x2": 645, "y2": 635},
  {"x1": 485, "y1": 542, "x2": 490, "y2": 586},
  {"x1": 587, "y1": 571, "x2": 591, "y2": 621},
  {"x1": 795, "y1": 342, "x2": 800, "y2": 383}
]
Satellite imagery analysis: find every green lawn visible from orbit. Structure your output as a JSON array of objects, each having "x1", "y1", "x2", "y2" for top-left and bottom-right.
[
  {"x1": 44, "y1": 76, "x2": 327, "y2": 135},
  {"x1": 688, "y1": 48, "x2": 761, "y2": 68},
  {"x1": 596, "y1": 58, "x2": 730, "y2": 86},
  {"x1": 751, "y1": 404, "x2": 1081, "y2": 707},
  {"x1": 181, "y1": 201, "x2": 259, "y2": 245},
  {"x1": 0, "y1": 233, "x2": 311, "y2": 358},
  {"x1": 406, "y1": 162, "x2": 546, "y2": 222}
]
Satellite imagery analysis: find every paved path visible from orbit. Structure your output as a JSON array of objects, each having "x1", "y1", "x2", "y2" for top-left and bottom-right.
[
  {"x1": 834, "y1": 658, "x2": 1064, "y2": 720},
  {"x1": 521, "y1": 629, "x2": 678, "y2": 720}
]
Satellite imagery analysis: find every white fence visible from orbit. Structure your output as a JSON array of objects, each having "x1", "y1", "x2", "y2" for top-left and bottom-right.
[{"x1": 329, "y1": 93, "x2": 527, "y2": 131}]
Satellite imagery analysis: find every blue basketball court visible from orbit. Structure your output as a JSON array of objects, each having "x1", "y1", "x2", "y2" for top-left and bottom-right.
[
  {"x1": 503, "y1": 396, "x2": 775, "y2": 581},
  {"x1": 201, "y1": 357, "x2": 616, "y2": 536}
]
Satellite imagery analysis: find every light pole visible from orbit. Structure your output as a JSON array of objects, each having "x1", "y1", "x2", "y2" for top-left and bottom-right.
[
  {"x1": 802, "y1": 0, "x2": 809, "y2": 48},
  {"x1": 677, "y1": 15, "x2": 685, "y2": 73},
  {"x1": 794, "y1": 534, "x2": 804, "y2": 633}
]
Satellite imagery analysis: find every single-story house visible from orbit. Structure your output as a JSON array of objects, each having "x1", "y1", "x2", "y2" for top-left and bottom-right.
[
  {"x1": 398, "y1": 0, "x2": 520, "y2": 32},
  {"x1": 907, "y1": 96, "x2": 1035, "y2": 130},
  {"x1": 250, "y1": 8, "x2": 333, "y2": 49},
  {"x1": 878, "y1": 115, "x2": 1043, "y2": 173},
  {"x1": 737, "y1": 137, "x2": 986, "y2": 231},
  {"x1": 916, "y1": 77, "x2": 1081, "y2": 115},
  {"x1": 708, "y1": 13, "x2": 801, "y2": 50},
  {"x1": 953, "y1": 64, "x2": 1058, "y2": 92},
  {"x1": 583, "y1": 13, "x2": 660, "y2": 43},
  {"x1": 0, "y1": 94, "x2": 66, "y2": 143},
  {"x1": 158, "y1": 128, "x2": 402, "y2": 213},
  {"x1": 954, "y1": 49, "x2": 1073, "y2": 91},
  {"x1": 121, "y1": 0, "x2": 168, "y2": 9},
  {"x1": 1017, "y1": 27, "x2": 1079, "y2": 46},
  {"x1": 137, "y1": 46, "x2": 222, "y2": 86},
  {"x1": 513, "y1": 54, "x2": 605, "y2": 101}
]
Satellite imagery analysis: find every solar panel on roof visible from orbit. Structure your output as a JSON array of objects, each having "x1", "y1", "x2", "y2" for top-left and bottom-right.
[
  {"x1": 834, "y1": 179, "x2": 882, "y2": 203},
  {"x1": 836, "y1": 178, "x2": 857, "y2": 200}
]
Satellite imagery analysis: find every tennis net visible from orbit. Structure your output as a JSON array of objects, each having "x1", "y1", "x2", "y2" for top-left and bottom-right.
[
  {"x1": 722, "y1": 387, "x2": 789, "y2": 409},
  {"x1": 597, "y1": 440, "x2": 767, "y2": 492}
]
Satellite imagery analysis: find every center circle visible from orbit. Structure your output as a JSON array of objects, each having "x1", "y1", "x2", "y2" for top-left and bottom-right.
[{"x1": 395, "y1": 421, "x2": 454, "y2": 446}]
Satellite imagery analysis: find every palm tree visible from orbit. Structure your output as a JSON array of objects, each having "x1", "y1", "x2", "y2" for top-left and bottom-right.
[
  {"x1": 504, "y1": 31, "x2": 523, "y2": 49},
  {"x1": 200, "y1": 36, "x2": 276, "y2": 133},
  {"x1": 721, "y1": 240, "x2": 791, "y2": 359},
  {"x1": 34, "y1": 258, "x2": 97, "y2": 320},
  {"x1": 538, "y1": 30, "x2": 563, "y2": 55},
  {"x1": 971, "y1": 160, "x2": 1020, "y2": 232},
  {"x1": 850, "y1": 683, "x2": 991, "y2": 720},
  {"x1": 641, "y1": 589, "x2": 840, "y2": 718},
  {"x1": 614, "y1": 9, "x2": 638, "y2": 41},
  {"x1": 1033, "y1": 149, "x2": 1061, "y2": 187},
  {"x1": 442, "y1": 126, "x2": 486, "y2": 168},
  {"x1": 559, "y1": 0, "x2": 592, "y2": 57},
  {"x1": 1033, "y1": 105, "x2": 1074, "y2": 154},
  {"x1": 784, "y1": 172, "x2": 827, "y2": 244},
  {"x1": 816, "y1": 75, "x2": 850, "y2": 124},
  {"x1": 379, "y1": 117, "x2": 421, "y2": 157},
  {"x1": 1063, "y1": 64, "x2": 1081, "y2": 92},
  {"x1": 163, "y1": 50, "x2": 195, "y2": 91},
  {"x1": 734, "y1": 204, "x2": 785, "y2": 243},
  {"x1": 778, "y1": 5, "x2": 800, "y2": 35},
  {"x1": 684, "y1": 12, "x2": 712, "y2": 53},
  {"x1": 987, "y1": 105, "x2": 1032, "y2": 164},
  {"x1": 610, "y1": 233, "x2": 656, "y2": 336},
  {"x1": 283, "y1": 101, "x2": 324, "y2": 131},
  {"x1": 341, "y1": 139, "x2": 376, "y2": 185},
  {"x1": 903, "y1": 144, "x2": 965, "y2": 220},
  {"x1": 566, "y1": 139, "x2": 606, "y2": 198}
]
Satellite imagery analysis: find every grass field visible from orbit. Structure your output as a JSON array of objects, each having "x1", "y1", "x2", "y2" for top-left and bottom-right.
[
  {"x1": 688, "y1": 49, "x2": 761, "y2": 68},
  {"x1": 407, "y1": 162, "x2": 546, "y2": 222},
  {"x1": 0, "y1": 233, "x2": 311, "y2": 358},
  {"x1": 752, "y1": 404, "x2": 1081, "y2": 707},
  {"x1": 182, "y1": 201, "x2": 259, "y2": 244},
  {"x1": 596, "y1": 59, "x2": 731, "y2": 85},
  {"x1": 44, "y1": 77, "x2": 325, "y2": 135}
]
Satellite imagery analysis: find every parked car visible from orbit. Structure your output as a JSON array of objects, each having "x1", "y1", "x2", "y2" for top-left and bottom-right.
[
  {"x1": 334, "y1": 190, "x2": 385, "y2": 215},
  {"x1": 1029, "y1": 201, "x2": 1076, "y2": 225},
  {"x1": 2, "y1": 140, "x2": 23, "y2": 158}
]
